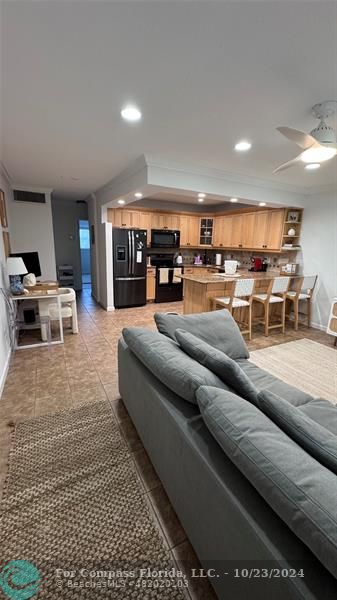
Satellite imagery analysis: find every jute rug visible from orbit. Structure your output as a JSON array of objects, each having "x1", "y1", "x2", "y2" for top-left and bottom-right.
[
  {"x1": 0, "y1": 402, "x2": 187, "y2": 599},
  {"x1": 250, "y1": 338, "x2": 337, "y2": 404}
]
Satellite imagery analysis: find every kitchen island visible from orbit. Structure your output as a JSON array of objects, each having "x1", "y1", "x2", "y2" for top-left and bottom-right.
[{"x1": 179, "y1": 270, "x2": 299, "y2": 314}]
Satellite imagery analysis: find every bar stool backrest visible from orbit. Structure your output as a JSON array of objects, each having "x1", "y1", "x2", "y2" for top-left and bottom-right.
[
  {"x1": 234, "y1": 278, "x2": 255, "y2": 298},
  {"x1": 271, "y1": 276, "x2": 290, "y2": 295},
  {"x1": 301, "y1": 275, "x2": 317, "y2": 295}
]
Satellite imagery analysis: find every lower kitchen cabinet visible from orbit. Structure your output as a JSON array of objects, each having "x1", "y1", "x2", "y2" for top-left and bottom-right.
[{"x1": 146, "y1": 267, "x2": 156, "y2": 301}]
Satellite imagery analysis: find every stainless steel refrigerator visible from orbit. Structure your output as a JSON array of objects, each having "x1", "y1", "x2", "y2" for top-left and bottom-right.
[{"x1": 113, "y1": 228, "x2": 147, "y2": 308}]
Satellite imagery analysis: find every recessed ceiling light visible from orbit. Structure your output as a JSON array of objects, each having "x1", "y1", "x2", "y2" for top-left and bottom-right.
[
  {"x1": 134, "y1": 192, "x2": 143, "y2": 198},
  {"x1": 305, "y1": 163, "x2": 321, "y2": 171},
  {"x1": 198, "y1": 193, "x2": 206, "y2": 198},
  {"x1": 121, "y1": 105, "x2": 142, "y2": 122},
  {"x1": 230, "y1": 198, "x2": 238, "y2": 203},
  {"x1": 259, "y1": 202, "x2": 266, "y2": 207},
  {"x1": 235, "y1": 140, "x2": 252, "y2": 152},
  {"x1": 117, "y1": 199, "x2": 125, "y2": 205},
  {"x1": 198, "y1": 198, "x2": 204, "y2": 203}
]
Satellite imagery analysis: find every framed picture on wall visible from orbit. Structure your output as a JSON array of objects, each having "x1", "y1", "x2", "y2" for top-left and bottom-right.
[
  {"x1": 3, "y1": 231, "x2": 11, "y2": 258},
  {"x1": 0, "y1": 189, "x2": 8, "y2": 228}
]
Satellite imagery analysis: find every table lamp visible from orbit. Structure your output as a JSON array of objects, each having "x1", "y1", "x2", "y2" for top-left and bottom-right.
[{"x1": 7, "y1": 257, "x2": 28, "y2": 295}]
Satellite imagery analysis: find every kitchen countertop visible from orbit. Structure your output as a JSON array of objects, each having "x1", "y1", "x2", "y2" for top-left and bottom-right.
[{"x1": 179, "y1": 269, "x2": 299, "y2": 284}]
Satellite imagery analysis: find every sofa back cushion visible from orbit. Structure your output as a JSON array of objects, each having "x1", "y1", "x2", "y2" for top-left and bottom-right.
[
  {"x1": 154, "y1": 309, "x2": 249, "y2": 360},
  {"x1": 175, "y1": 329, "x2": 258, "y2": 405},
  {"x1": 197, "y1": 386, "x2": 337, "y2": 579},
  {"x1": 122, "y1": 328, "x2": 229, "y2": 405},
  {"x1": 258, "y1": 390, "x2": 337, "y2": 475}
]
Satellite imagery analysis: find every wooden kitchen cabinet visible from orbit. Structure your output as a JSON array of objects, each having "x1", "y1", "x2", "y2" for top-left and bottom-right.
[
  {"x1": 151, "y1": 212, "x2": 180, "y2": 230},
  {"x1": 180, "y1": 215, "x2": 199, "y2": 247},
  {"x1": 265, "y1": 210, "x2": 284, "y2": 249},
  {"x1": 146, "y1": 267, "x2": 156, "y2": 301},
  {"x1": 138, "y1": 212, "x2": 152, "y2": 245},
  {"x1": 108, "y1": 206, "x2": 286, "y2": 252},
  {"x1": 230, "y1": 214, "x2": 244, "y2": 248}
]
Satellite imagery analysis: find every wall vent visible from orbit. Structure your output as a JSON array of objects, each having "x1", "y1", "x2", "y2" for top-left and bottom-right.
[{"x1": 13, "y1": 189, "x2": 46, "y2": 204}]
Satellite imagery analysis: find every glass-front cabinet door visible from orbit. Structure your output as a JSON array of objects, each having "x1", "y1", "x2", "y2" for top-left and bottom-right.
[{"x1": 199, "y1": 218, "x2": 214, "y2": 246}]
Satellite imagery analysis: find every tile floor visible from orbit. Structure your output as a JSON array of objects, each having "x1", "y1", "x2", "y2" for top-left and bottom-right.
[{"x1": 0, "y1": 290, "x2": 333, "y2": 600}]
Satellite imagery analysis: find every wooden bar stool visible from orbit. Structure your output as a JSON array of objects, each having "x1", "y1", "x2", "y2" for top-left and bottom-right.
[
  {"x1": 252, "y1": 276, "x2": 290, "y2": 336},
  {"x1": 211, "y1": 278, "x2": 255, "y2": 339},
  {"x1": 286, "y1": 275, "x2": 317, "y2": 329}
]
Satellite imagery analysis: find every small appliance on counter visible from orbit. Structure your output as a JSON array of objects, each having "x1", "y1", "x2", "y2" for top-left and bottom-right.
[
  {"x1": 175, "y1": 253, "x2": 183, "y2": 265},
  {"x1": 280, "y1": 263, "x2": 298, "y2": 275},
  {"x1": 194, "y1": 254, "x2": 203, "y2": 265},
  {"x1": 215, "y1": 253, "x2": 222, "y2": 266},
  {"x1": 249, "y1": 256, "x2": 268, "y2": 272}
]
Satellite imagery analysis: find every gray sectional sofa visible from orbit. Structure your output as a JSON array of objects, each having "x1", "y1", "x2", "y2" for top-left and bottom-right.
[{"x1": 118, "y1": 309, "x2": 337, "y2": 600}]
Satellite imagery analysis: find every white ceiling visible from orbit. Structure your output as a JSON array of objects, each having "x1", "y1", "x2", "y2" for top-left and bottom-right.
[{"x1": 1, "y1": 0, "x2": 337, "y2": 200}]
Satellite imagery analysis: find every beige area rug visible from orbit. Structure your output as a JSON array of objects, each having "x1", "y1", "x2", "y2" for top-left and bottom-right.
[
  {"x1": 250, "y1": 338, "x2": 337, "y2": 404},
  {"x1": 0, "y1": 402, "x2": 186, "y2": 599}
]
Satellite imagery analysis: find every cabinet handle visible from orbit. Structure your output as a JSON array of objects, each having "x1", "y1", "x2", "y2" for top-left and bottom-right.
[
  {"x1": 239, "y1": 244, "x2": 242, "y2": 248},
  {"x1": 122, "y1": 223, "x2": 126, "y2": 227}
]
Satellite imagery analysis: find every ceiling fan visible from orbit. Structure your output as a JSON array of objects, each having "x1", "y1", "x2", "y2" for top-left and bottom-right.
[{"x1": 273, "y1": 101, "x2": 337, "y2": 173}]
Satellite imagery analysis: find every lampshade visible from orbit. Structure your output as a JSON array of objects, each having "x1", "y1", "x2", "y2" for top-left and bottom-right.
[{"x1": 7, "y1": 257, "x2": 28, "y2": 276}]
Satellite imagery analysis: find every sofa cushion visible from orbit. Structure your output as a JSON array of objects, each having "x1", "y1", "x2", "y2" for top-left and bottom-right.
[
  {"x1": 196, "y1": 386, "x2": 337, "y2": 579},
  {"x1": 298, "y1": 398, "x2": 337, "y2": 436},
  {"x1": 175, "y1": 329, "x2": 258, "y2": 405},
  {"x1": 258, "y1": 390, "x2": 337, "y2": 475},
  {"x1": 154, "y1": 309, "x2": 249, "y2": 360},
  {"x1": 237, "y1": 359, "x2": 314, "y2": 407},
  {"x1": 122, "y1": 328, "x2": 229, "y2": 405}
]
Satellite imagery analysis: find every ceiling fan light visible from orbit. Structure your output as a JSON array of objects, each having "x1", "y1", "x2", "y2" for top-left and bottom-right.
[
  {"x1": 300, "y1": 146, "x2": 336, "y2": 163},
  {"x1": 305, "y1": 163, "x2": 321, "y2": 171}
]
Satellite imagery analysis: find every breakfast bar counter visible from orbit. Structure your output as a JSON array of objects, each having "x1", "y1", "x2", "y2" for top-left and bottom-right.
[{"x1": 179, "y1": 270, "x2": 299, "y2": 314}]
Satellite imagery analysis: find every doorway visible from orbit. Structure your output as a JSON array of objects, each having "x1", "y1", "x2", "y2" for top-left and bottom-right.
[{"x1": 79, "y1": 220, "x2": 91, "y2": 291}]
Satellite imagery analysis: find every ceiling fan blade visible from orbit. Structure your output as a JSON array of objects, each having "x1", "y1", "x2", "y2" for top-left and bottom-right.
[
  {"x1": 273, "y1": 155, "x2": 302, "y2": 174},
  {"x1": 276, "y1": 127, "x2": 317, "y2": 150}
]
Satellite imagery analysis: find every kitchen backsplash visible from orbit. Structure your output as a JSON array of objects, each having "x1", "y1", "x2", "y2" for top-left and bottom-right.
[{"x1": 172, "y1": 248, "x2": 300, "y2": 270}]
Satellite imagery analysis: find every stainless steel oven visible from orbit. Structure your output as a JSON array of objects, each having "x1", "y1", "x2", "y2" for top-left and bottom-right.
[{"x1": 151, "y1": 229, "x2": 180, "y2": 248}]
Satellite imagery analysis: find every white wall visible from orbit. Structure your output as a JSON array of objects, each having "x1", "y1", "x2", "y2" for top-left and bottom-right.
[
  {"x1": 300, "y1": 191, "x2": 337, "y2": 329},
  {"x1": 97, "y1": 220, "x2": 113, "y2": 310},
  {"x1": 0, "y1": 171, "x2": 12, "y2": 396},
  {"x1": 8, "y1": 186, "x2": 57, "y2": 280}
]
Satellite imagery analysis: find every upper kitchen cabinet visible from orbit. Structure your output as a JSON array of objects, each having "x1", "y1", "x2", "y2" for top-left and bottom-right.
[
  {"x1": 230, "y1": 214, "x2": 244, "y2": 248},
  {"x1": 180, "y1": 215, "x2": 200, "y2": 246},
  {"x1": 108, "y1": 209, "x2": 140, "y2": 228},
  {"x1": 213, "y1": 215, "x2": 232, "y2": 247},
  {"x1": 252, "y1": 209, "x2": 285, "y2": 250},
  {"x1": 199, "y1": 217, "x2": 214, "y2": 246},
  {"x1": 151, "y1": 212, "x2": 180, "y2": 230}
]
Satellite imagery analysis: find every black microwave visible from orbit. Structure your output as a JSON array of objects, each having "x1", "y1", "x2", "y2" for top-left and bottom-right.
[{"x1": 151, "y1": 229, "x2": 180, "y2": 248}]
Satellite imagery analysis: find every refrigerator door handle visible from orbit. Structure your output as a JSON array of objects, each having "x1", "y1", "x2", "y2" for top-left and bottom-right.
[
  {"x1": 115, "y1": 276, "x2": 146, "y2": 281},
  {"x1": 128, "y1": 231, "x2": 132, "y2": 275},
  {"x1": 131, "y1": 230, "x2": 135, "y2": 275}
]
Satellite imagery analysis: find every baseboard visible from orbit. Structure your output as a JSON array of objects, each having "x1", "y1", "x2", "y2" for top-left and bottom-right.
[
  {"x1": 311, "y1": 321, "x2": 328, "y2": 332},
  {"x1": 0, "y1": 349, "x2": 11, "y2": 399}
]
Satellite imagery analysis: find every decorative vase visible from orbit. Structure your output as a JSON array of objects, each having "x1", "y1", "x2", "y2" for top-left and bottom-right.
[
  {"x1": 287, "y1": 228, "x2": 296, "y2": 236},
  {"x1": 10, "y1": 275, "x2": 24, "y2": 295}
]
